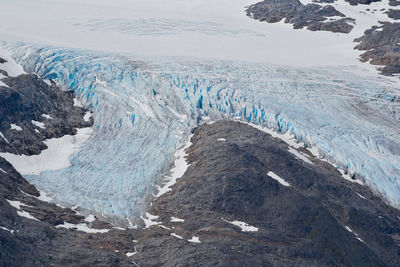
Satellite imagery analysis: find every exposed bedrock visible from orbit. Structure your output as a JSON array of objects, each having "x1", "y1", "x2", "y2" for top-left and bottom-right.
[
  {"x1": 132, "y1": 121, "x2": 400, "y2": 266},
  {"x1": 0, "y1": 60, "x2": 92, "y2": 156},
  {"x1": 354, "y1": 22, "x2": 400, "y2": 76},
  {"x1": 390, "y1": 0, "x2": 400, "y2": 7},
  {"x1": 386, "y1": 9, "x2": 400, "y2": 20},
  {"x1": 0, "y1": 157, "x2": 136, "y2": 267},
  {"x1": 345, "y1": 0, "x2": 381, "y2": 5},
  {"x1": 246, "y1": 0, "x2": 355, "y2": 33},
  {"x1": 0, "y1": 72, "x2": 134, "y2": 266}
]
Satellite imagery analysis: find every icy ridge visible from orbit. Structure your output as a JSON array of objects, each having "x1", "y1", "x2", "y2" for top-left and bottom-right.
[{"x1": 5, "y1": 44, "x2": 400, "y2": 224}]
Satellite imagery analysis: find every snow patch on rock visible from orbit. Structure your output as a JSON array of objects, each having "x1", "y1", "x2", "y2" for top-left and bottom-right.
[
  {"x1": 223, "y1": 218, "x2": 259, "y2": 232},
  {"x1": 10, "y1": 124, "x2": 22, "y2": 131},
  {"x1": 0, "y1": 127, "x2": 93, "y2": 175},
  {"x1": 267, "y1": 171, "x2": 290, "y2": 187}
]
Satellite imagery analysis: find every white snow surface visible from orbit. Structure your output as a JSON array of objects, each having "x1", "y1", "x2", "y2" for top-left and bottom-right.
[
  {"x1": 56, "y1": 222, "x2": 110, "y2": 233},
  {"x1": 356, "y1": 192, "x2": 366, "y2": 199},
  {"x1": 17, "y1": 210, "x2": 39, "y2": 221},
  {"x1": 31, "y1": 120, "x2": 45, "y2": 129},
  {"x1": 344, "y1": 225, "x2": 364, "y2": 243},
  {"x1": 7, "y1": 200, "x2": 23, "y2": 210},
  {"x1": 0, "y1": 46, "x2": 26, "y2": 76},
  {"x1": 170, "y1": 217, "x2": 185, "y2": 222},
  {"x1": 0, "y1": 226, "x2": 14, "y2": 234},
  {"x1": 0, "y1": 132, "x2": 9, "y2": 144},
  {"x1": 83, "y1": 111, "x2": 92, "y2": 122},
  {"x1": 0, "y1": 127, "x2": 93, "y2": 175},
  {"x1": 126, "y1": 249, "x2": 137, "y2": 257},
  {"x1": 42, "y1": 114, "x2": 52, "y2": 119},
  {"x1": 288, "y1": 147, "x2": 313, "y2": 165},
  {"x1": 6, "y1": 199, "x2": 39, "y2": 221},
  {"x1": 0, "y1": 80, "x2": 9, "y2": 87},
  {"x1": 223, "y1": 218, "x2": 259, "y2": 232},
  {"x1": 170, "y1": 233, "x2": 183, "y2": 239},
  {"x1": 267, "y1": 171, "x2": 291, "y2": 187},
  {"x1": 154, "y1": 137, "x2": 192, "y2": 198},
  {"x1": 85, "y1": 214, "x2": 96, "y2": 223},
  {"x1": 10, "y1": 124, "x2": 22, "y2": 131},
  {"x1": 140, "y1": 212, "x2": 161, "y2": 228},
  {"x1": 37, "y1": 190, "x2": 54, "y2": 202},
  {"x1": 188, "y1": 236, "x2": 201, "y2": 243},
  {"x1": 0, "y1": 0, "x2": 395, "y2": 70}
]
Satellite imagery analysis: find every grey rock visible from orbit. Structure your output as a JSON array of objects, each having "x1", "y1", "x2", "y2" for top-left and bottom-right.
[
  {"x1": 386, "y1": 9, "x2": 400, "y2": 20},
  {"x1": 132, "y1": 121, "x2": 400, "y2": 266},
  {"x1": 354, "y1": 22, "x2": 400, "y2": 76},
  {"x1": 345, "y1": 0, "x2": 381, "y2": 5},
  {"x1": 246, "y1": 0, "x2": 355, "y2": 33},
  {"x1": 390, "y1": 0, "x2": 400, "y2": 6},
  {"x1": 0, "y1": 73, "x2": 92, "y2": 155}
]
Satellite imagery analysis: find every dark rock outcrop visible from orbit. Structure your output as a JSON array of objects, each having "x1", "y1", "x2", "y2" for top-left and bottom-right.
[
  {"x1": 246, "y1": 0, "x2": 355, "y2": 33},
  {"x1": 354, "y1": 22, "x2": 400, "y2": 76},
  {"x1": 387, "y1": 9, "x2": 400, "y2": 19},
  {"x1": 131, "y1": 121, "x2": 400, "y2": 266},
  {"x1": 0, "y1": 60, "x2": 92, "y2": 156},
  {"x1": 345, "y1": 0, "x2": 381, "y2": 5},
  {"x1": 0, "y1": 157, "x2": 136, "y2": 267}
]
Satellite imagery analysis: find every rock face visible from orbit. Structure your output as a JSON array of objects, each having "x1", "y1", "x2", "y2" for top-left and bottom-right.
[
  {"x1": 354, "y1": 22, "x2": 400, "y2": 76},
  {"x1": 390, "y1": 0, "x2": 400, "y2": 7},
  {"x1": 246, "y1": 0, "x2": 355, "y2": 33},
  {"x1": 386, "y1": 9, "x2": 400, "y2": 20},
  {"x1": 0, "y1": 157, "x2": 136, "y2": 266},
  {"x1": 345, "y1": 0, "x2": 381, "y2": 5},
  {"x1": 0, "y1": 68, "x2": 136, "y2": 266},
  {"x1": 132, "y1": 121, "x2": 400, "y2": 266},
  {"x1": 0, "y1": 61, "x2": 92, "y2": 155}
]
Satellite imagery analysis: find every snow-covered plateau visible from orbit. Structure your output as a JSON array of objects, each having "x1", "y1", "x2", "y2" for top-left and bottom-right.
[{"x1": 0, "y1": 0, "x2": 399, "y2": 226}]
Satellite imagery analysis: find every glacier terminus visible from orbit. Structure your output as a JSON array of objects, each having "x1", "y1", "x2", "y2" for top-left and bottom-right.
[{"x1": 2, "y1": 43, "x2": 398, "y2": 226}]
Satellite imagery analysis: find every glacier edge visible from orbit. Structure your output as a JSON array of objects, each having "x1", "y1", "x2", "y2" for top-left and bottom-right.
[{"x1": 3, "y1": 43, "x2": 400, "y2": 226}]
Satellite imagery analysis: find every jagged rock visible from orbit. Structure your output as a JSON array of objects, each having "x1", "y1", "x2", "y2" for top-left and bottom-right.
[
  {"x1": 132, "y1": 121, "x2": 400, "y2": 266},
  {"x1": 390, "y1": 0, "x2": 400, "y2": 6},
  {"x1": 313, "y1": 0, "x2": 335, "y2": 3},
  {"x1": 386, "y1": 9, "x2": 400, "y2": 19},
  {"x1": 345, "y1": 0, "x2": 381, "y2": 5},
  {"x1": 246, "y1": 0, "x2": 355, "y2": 33},
  {"x1": 0, "y1": 73, "x2": 135, "y2": 266},
  {"x1": 0, "y1": 73, "x2": 92, "y2": 155},
  {"x1": 354, "y1": 22, "x2": 400, "y2": 75}
]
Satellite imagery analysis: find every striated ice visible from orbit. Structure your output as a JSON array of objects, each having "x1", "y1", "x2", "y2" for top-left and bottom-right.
[{"x1": 2, "y1": 44, "x2": 400, "y2": 226}]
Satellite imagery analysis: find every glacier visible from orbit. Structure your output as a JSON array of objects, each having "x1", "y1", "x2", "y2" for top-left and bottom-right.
[{"x1": 3, "y1": 43, "x2": 400, "y2": 226}]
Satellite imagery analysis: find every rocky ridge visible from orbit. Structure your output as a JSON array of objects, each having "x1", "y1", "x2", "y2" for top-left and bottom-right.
[
  {"x1": 131, "y1": 121, "x2": 400, "y2": 266},
  {"x1": 354, "y1": 22, "x2": 400, "y2": 76},
  {"x1": 246, "y1": 0, "x2": 355, "y2": 33},
  {"x1": 0, "y1": 59, "x2": 93, "y2": 155},
  {"x1": 246, "y1": 0, "x2": 400, "y2": 75}
]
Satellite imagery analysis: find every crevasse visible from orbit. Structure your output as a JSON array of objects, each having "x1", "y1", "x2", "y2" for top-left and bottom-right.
[{"x1": 5, "y1": 43, "x2": 400, "y2": 225}]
